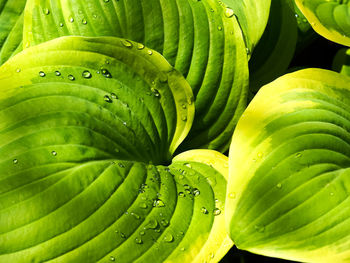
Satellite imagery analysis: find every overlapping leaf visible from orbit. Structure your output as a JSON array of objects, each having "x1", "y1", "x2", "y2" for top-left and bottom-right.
[
  {"x1": 333, "y1": 47, "x2": 350, "y2": 76},
  {"x1": 0, "y1": 0, "x2": 26, "y2": 65},
  {"x1": 0, "y1": 36, "x2": 232, "y2": 262},
  {"x1": 221, "y1": 0, "x2": 271, "y2": 56},
  {"x1": 227, "y1": 68, "x2": 350, "y2": 262},
  {"x1": 23, "y1": 0, "x2": 249, "y2": 152},
  {"x1": 249, "y1": 0, "x2": 297, "y2": 93},
  {"x1": 295, "y1": 0, "x2": 350, "y2": 46}
]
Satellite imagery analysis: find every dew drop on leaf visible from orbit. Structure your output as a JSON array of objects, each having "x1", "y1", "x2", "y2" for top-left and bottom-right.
[
  {"x1": 69, "y1": 16, "x2": 74, "y2": 23},
  {"x1": 43, "y1": 8, "x2": 50, "y2": 15},
  {"x1": 82, "y1": 70, "x2": 92, "y2": 79},
  {"x1": 39, "y1": 71, "x2": 46, "y2": 77},
  {"x1": 55, "y1": 71, "x2": 61, "y2": 76},
  {"x1": 144, "y1": 219, "x2": 158, "y2": 229},
  {"x1": 131, "y1": 212, "x2": 141, "y2": 220},
  {"x1": 68, "y1": 75, "x2": 75, "y2": 81},
  {"x1": 201, "y1": 207, "x2": 208, "y2": 214},
  {"x1": 213, "y1": 208, "x2": 221, "y2": 216},
  {"x1": 160, "y1": 219, "x2": 169, "y2": 227},
  {"x1": 163, "y1": 233, "x2": 174, "y2": 243},
  {"x1": 193, "y1": 188, "x2": 200, "y2": 197},
  {"x1": 101, "y1": 68, "x2": 112, "y2": 78},
  {"x1": 139, "y1": 202, "x2": 148, "y2": 209},
  {"x1": 147, "y1": 50, "x2": 153, "y2": 55},
  {"x1": 51, "y1": 151, "x2": 57, "y2": 156},
  {"x1": 135, "y1": 237, "x2": 143, "y2": 244},
  {"x1": 13, "y1": 159, "x2": 18, "y2": 164},
  {"x1": 110, "y1": 256, "x2": 115, "y2": 261},
  {"x1": 121, "y1": 39, "x2": 133, "y2": 48},
  {"x1": 104, "y1": 95, "x2": 113, "y2": 103},
  {"x1": 178, "y1": 192, "x2": 185, "y2": 197},
  {"x1": 137, "y1": 43, "x2": 145, "y2": 50},
  {"x1": 224, "y1": 7, "x2": 234, "y2": 18},
  {"x1": 82, "y1": 18, "x2": 87, "y2": 24},
  {"x1": 153, "y1": 199, "x2": 165, "y2": 207}
]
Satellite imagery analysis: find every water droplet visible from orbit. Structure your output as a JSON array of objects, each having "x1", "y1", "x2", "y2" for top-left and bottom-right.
[
  {"x1": 181, "y1": 116, "x2": 187, "y2": 121},
  {"x1": 193, "y1": 188, "x2": 200, "y2": 197},
  {"x1": 121, "y1": 39, "x2": 133, "y2": 48},
  {"x1": 144, "y1": 219, "x2": 158, "y2": 229},
  {"x1": 147, "y1": 50, "x2": 153, "y2": 55},
  {"x1": 118, "y1": 162, "x2": 125, "y2": 168},
  {"x1": 295, "y1": 13, "x2": 299, "y2": 18},
  {"x1": 55, "y1": 71, "x2": 61, "y2": 76},
  {"x1": 82, "y1": 70, "x2": 92, "y2": 79},
  {"x1": 137, "y1": 43, "x2": 145, "y2": 50},
  {"x1": 295, "y1": 152, "x2": 302, "y2": 158},
  {"x1": 135, "y1": 237, "x2": 143, "y2": 244},
  {"x1": 59, "y1": 22, "x2": 64, "y2": 27},
  {"x1": 255, "y1": 225, "x2": 265, "y2": 233},
  {"x1": 43, "y1": 8, "x2": 50, "y2": 15},
  {"x1": 210, "y1": 252, "x2": 215, "y2": 259},
  {"x1": 82, "y1": 18, "x2": 87, "y2": 24},
  {"x1": 16, "y1": 68, "x2": 21, "y2": 73},
  {"x1": 213, "y1": 208, "x2": 221, "y2": 216},
  {"x1": 225, "y1": 7, "x2": 234, "y2": 18},
  {"x1": 119, "y1": 232, "x2": 126, "y2": 238},
  {"x1": 69, "y1": 16, "x2": 74, "y2": 23},
  {"x1": 104, "y1": 95, "x2": 113, "y2": 103},
  {"x1": 163, "y1": 233, "x2": 174, "y2": 243},
  {"x1": 13, "y1": 159, "x2": 18, "y2": 164},
  {"x1": 182, "y1": 103, "x2": 187, "y2": 109},
  {"x1": 257, "y1": 152, "x2": 263, "y2": 158},
  {"x1": 51, "y1": 151, "x2": 57, "y2": 156},
  {"x1": 110, "y1": 256, "x2": 115, "y2": 261},
  {"x1": 201, "y1": 207, "x2": 208, "y2": 214},
  {"x1": 104, "y1": 0, "x2": 110, "y2": 2},
  {"x1": 217, "y1": 26, "x2": 222, "y2": 31},
  {"x1": 68, "y1": 75, "x2": 75, "y2": 81},
  {"x1": 139, "y1": 202, "x2": 148, "y2": 209},
  {"x1": 110, "y1": 93, "x2": 117, "y2": 99},
  {"x1": 153, "y1": 199, "x2": 165, "y2": 207},
  {"x1": 184, "y1": 163, "x2": 192, "y2": 168},
  {"x1": 276, "y1": 183, "x2": 282, "y2": 189},
  {"x1": 39, "y1": 71, "x2": 46, "y2": 77},
  {"x1": 101, "y1": 68, "x2": 112, "y2": 78},
  {"x1": 131, "y1": 212, "x2": 141, "y2": 220},
  {"x1": 180, "y1": 247, "x2": 185, "y2": 251},
  {"x1": 178, "y1": 192, "x2": 185, "y2": 197},
  {"x1": 228, "y1": 192, "x2": 236, "y2": 199},
  {"x1": 330, "y1": 192, "x2": 334, "y2": 196},
  {"x1": 160, "y1": 219, "x2": 169, "y2": 227},
  {"x1": 140, "y1": 230, "x2": 145, "y2": 236},
  {"x1": 151, "y1": 88, "x2": 160, "y2": 98}
]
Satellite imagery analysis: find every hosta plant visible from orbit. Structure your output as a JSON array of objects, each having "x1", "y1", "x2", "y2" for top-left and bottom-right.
[{"x1": 0, "y1": 0, "x2": 350, "y2": 263}]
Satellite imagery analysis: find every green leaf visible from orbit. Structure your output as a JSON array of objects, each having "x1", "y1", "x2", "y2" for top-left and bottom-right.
[
  {"x1": 227, "y1": 68, "x2": 350, "y2": 262},
  {"x1": 295, "y1": 0, "x2": 350, "y2": 46},
  {"x1": 0, "y1": 154, "x2": 232, "y2": 262},
  {"x1": 249, "y1": 0, "x2": 298, "y2": 93},
  {"x1": 0, "y1": 0, "x2": 26, "y2": 65},
  {"x1": 23, "y1": 0, "x2": 249, "y2": 152},
  {"x1": 0, "y1": 36, "x2": 232, "y2": 262},
  {"x1": 0, "y1": 36, "x2": 194, "y2": 164},
  {"x1": 332, "y1": 47, "x2": 350, "y2": 77},
  {"x1": 221, "y1": 0, "x2": 272, "y2": 56}
]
